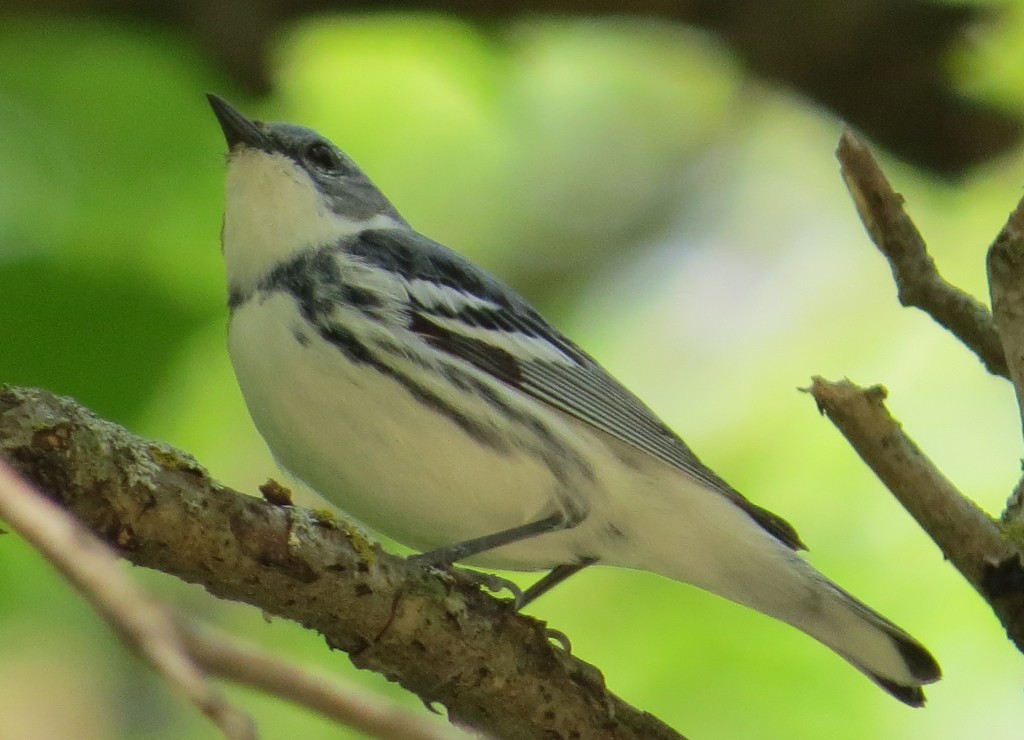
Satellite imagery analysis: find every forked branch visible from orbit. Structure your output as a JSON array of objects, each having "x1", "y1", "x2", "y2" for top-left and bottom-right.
[{"x1": 820, "y1": 130, "x2": 1024, "y2": 653}]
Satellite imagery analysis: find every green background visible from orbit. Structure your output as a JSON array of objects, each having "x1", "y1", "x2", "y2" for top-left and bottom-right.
[{"x1": 2, "y1": 8, "x2": 1023, "y2": 739}]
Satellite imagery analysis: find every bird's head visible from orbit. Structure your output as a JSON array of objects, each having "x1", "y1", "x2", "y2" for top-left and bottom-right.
[{"x1": 207, "y1": 94, "x2": 404, "y2": 292}]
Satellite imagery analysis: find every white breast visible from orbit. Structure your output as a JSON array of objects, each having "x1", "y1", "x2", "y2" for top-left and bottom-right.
[{"x1": 227, "y1": 292, "x2": 614, "y2": 570}]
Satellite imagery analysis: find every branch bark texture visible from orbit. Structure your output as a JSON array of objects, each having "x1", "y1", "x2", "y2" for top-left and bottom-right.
[
  {"x1": 808, "y1": 378, "x2": 1024, "y2": 652},
  {"x1": 830, "y1": 130, "x2": 1024, "y2": 656},
  {"x1": 837, "y1": 128, "x2": 1008, "y2": 378},
  {"x1": 987, "y1": 197, "x2": 1024, "y2": 440},
  {"x1": 807, "y1": 378, "x2": 1013, "y2": 590},
  {"x1": 0, "y1": 385, "x2": 685, "y2": 740},
  {"x1": 0, "y1": 459, "x2": 257, "y2": 740}
]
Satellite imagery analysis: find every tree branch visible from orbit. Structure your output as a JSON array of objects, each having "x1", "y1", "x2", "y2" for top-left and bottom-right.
[
  {"x1": 179, "y1": 620, "x2": 471, "y2": 740},
  {"x1": 806, "y1": 378, "x2": 1012, "y2": 590},
  {"x1": 0, "y1": 385, "x2": 686, "y2": 740},
  {"x1": 981, "y1": 183, "x2": 1024, "y2": 640},
  {"x1": 830, "y1": 129, "x2": 1024, "y2": 657},
  {"x1": 0, "y1": 458, "x2": 257, "y2": 740},
  {"x1": 0, "y1": 452, "x2": 472, "y2": 739},
  {"x1": 806, "y1": 377, "x2": 1024, "y2": 651},
  {"x1": 836, "y1": 128, "x2": 1009, "y2": 379},
  {"x1": 987, "y1": 194, "x2": 1024, "y2": 439}
]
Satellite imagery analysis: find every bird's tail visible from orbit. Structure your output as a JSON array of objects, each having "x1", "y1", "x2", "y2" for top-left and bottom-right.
[
  {"x1": 783, "y1": 577, "x2": 941, "y2": 706},
  {"x1": 620, "y1": 492, "x2": 941, "y2": 705}
]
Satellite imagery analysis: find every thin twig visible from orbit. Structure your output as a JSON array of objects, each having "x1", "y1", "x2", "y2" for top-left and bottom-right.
[
  {"x1": 179, "y1": 620, "x2": 477, "y2": 740},
  {"x1": 806, "y1": 377, "x2": 1024, "y2": 648},
  {"x1": 0, "y1": 459, "x2": 257, "y2": 740},
  {"x1": 836, "y1": 128, "x2": 1008, "y2": 378}
]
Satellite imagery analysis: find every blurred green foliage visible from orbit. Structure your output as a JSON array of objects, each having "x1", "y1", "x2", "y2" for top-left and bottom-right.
[{"x1": 2, "y1": 9, "x2": 1024, "y2": 740}]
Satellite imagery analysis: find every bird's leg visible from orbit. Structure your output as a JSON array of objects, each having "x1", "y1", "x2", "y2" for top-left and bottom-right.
[
  {"x1": 520, "y1": 557, "x2": 598, "y2": 608},
  {"x1": 409, "y1": 509, "x2": 586, "y2": 608},
  {"x1": 410, "y1": 510, "x2": 583, "y2": 567}
]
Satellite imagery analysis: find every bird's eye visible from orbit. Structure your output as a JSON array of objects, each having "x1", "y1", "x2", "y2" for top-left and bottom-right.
[{"x1": 305, "y1": 141, "x2": 342, "y2": 171}]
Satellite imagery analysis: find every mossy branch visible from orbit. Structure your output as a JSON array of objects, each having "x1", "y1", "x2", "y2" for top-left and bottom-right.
[{"x1": 0, "y1": 385, "x2": 685, "y2": 740}]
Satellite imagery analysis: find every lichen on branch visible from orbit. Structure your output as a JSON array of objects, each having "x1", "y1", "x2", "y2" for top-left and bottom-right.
[{"x1": 0, "y1": 385, "x2": 685, "y2": 740}]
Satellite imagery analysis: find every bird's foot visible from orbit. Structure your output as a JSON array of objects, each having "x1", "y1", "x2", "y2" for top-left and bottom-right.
[{"x1": 409, "y1": 556, "x2": 525, "y2": 609}]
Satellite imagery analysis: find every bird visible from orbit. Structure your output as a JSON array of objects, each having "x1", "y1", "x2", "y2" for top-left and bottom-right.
[{"x1": 207, "y1": 93, "x2": 941, "y2": 706}]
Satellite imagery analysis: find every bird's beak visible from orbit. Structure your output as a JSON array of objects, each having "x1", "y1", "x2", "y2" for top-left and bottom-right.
[{"x1": 207, "y1": 94, "x2": 270, "y2": 151}]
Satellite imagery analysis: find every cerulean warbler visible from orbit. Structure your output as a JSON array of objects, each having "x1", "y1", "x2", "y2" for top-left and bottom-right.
[{"x1": 207, "y1": 94, "x2": 940, "y2": 705}]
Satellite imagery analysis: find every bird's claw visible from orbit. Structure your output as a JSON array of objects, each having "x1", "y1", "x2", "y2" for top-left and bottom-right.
[
  {"x1": 469, "y1": 571, "x2": 526, "y2": 609},
  {"x1": 545, "y1": 628, "x2": 572, "y2": 653},
  {"x1": 409, "y1": 557, "x2": 525, "y2": 609}
]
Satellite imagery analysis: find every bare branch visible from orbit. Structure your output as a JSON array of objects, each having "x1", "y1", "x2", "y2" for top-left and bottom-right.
[
  {"x1": 806, "y1": 377, "x2": 1024, "y2": 649},
  {"x1": 0, "y1": 459, "x2": 257, "y2": 740},
  {"x1": 836, "y1": 128, "x2": 1008, "y2": 378},
  {"x1": 986, "y1": 199, "x2": 1024, "y2": 635},
  {"x1": 180, "y1": 621, "x2": 474, "y2": 740},
  {"x1": 0, "y1": 448, "x2": 480, "y2": 739},
  {"x1": 987, "y1": 196, "x2": 1024, "y2": 440},
  {"x1": 0, "y1": 385, "x2": 686, "y2": 740}
]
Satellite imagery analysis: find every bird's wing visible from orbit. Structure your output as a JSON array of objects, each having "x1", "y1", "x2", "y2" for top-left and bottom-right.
[{"x1": 349, "y1": 229, "x2": 805, "y2": 551}]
